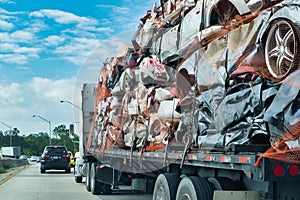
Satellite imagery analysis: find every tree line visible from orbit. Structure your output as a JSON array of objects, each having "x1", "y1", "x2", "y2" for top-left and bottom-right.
[{"x1": 0, "y1": 124, "x2": 79, "y2": 156}]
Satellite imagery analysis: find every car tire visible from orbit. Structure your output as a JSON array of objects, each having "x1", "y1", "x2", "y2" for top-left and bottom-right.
[
  {"x1": 40, "y1": 168, "x2": 45, "y2": 173},
  {"x1": 75, "y1": 176, "x2": 83, "y2": 183},
  {"x1": 265, "y1": 19, "x2": 300, "y2": 81},
  {"x1": 65, "y1": 167, "x2": 71, "y2": 173}
]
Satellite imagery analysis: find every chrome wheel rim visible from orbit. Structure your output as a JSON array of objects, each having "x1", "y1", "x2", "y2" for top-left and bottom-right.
[{"x1": 265, "y1": 20, "x2": 296, "y2": 79}]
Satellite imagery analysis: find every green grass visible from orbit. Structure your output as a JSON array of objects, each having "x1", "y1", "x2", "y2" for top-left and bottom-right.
[
  {"x1": 0, "y1": 167, "x2": 6, "y2": 174},
  {"x1": 2, "y1": 163, "x2": 11, "y2": 169}
]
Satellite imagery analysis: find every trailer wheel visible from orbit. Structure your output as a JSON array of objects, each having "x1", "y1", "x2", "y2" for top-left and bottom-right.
[
  {"x1": 176, "y1": 176, "x2": 214, "y2": 200},
  {"x1": 90, "y1": 163, "x2": 112, "y2": 195},
  {"x1": 153, "y1": 173, "x2": 180, "y2": 200},
  {"x1": 91, "y1": 163, "x2": 101, "y2": 195},
  {"x1": 85, "y1": 162, "x2": 91, "y2": 191},
  {"x1": 208, "y1": 177, "x2": 238, "y2": 190},
  {"x1": 99, "y1": 183, "x2": 112, "y2": 195}
]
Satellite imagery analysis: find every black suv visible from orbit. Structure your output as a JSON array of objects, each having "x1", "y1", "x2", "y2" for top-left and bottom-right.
[{"x1": 40, "y1": 145, "x2": 71, "y2": 173}]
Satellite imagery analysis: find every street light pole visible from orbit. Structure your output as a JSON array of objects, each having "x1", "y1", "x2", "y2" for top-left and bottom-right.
[
  {"x1": 0, "y1": 122, "x2": 12, "y2": 146},
  {"x1": 60, "y1": 100, "x2": 81, "y2": 110},
  {"x1": 60, "y1": 100, "x2": 82, "y2": 152},
  {"x1": 32, "y1": 115, "x2": 52, "y2": 145}
]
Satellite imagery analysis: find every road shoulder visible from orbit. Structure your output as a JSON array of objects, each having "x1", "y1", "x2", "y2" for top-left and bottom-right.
[{"x1": 0, "y1": 165, "x2": 28, "y2": 185}]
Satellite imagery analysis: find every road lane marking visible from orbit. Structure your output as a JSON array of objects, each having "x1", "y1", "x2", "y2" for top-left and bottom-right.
[{"x1": 0, "y1": 165, "x2": 28, "y2": 185}]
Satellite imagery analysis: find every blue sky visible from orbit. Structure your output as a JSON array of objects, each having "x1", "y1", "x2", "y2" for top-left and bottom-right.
[{"x1": 0, "y1": 0, "x2": 155, "y2": 136}]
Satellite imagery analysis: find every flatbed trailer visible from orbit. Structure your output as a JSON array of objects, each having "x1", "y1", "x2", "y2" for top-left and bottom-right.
[{"x1": 84, "y1": 143, "x2": 300, "y2": 200}]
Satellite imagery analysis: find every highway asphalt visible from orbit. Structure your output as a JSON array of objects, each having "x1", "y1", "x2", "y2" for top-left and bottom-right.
[{"x1": 0, "y1": 165, "x2": 28, "y2": 185}]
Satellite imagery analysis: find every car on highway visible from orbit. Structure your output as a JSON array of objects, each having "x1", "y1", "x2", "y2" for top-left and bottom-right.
[
  {"x1": 40, "y1": 145, "x2": 71, "y2": 173},
  {"x1": 36, "y1": 156, "x2": 41, "y2": 162},
  {"x1": 30, "y1": 155, "x2": 38, "y2": 162},
  {"x1": 19, "y1": 155, "x2": 28, "y2": 160}
]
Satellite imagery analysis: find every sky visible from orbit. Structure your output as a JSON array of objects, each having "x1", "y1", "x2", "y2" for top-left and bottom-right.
[{"x1": 0, "y1": 0, "x2": 155, "y2": 137}]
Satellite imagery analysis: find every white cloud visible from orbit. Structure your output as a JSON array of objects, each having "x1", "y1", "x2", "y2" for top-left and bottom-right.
[
  {"x1": 75, "y1": 24, "x2": 114, "y2": 34},
  {"x1": 16, "y1": 65, "x2": 31, "y2": 72},
  {"x1": 30, "y1": 77, "x2": 75, "y2": 100},
  {"x1": 0, "y1": 42, "x2": 40, "y2": 64},
  {"x1": 0, "y1": 77, "x2": 77, "y2": 135},
  {"x1": 0, "y1": 14, "x2": 17, "y2": 20},
  {"x1": 97, "y1": 5, "x2": 131, "y2": 15},
  {"x1": 0, "y1": 19, "x2": 13, "y2": 30},
  {"x1": 24, "y1": 19, "x2": 48, "y2": 33},
  {"x1": 0, "y1": 32, "x2": 10, "y2": 42},
  {"x1": 14, "y1": 46, "x2": 40, "y2": 54},
  {"x1": 0, "y1": 83, "x2": 24, "y2": 105},
  {"x1": 53, "y1": 37, "x2": 101, "y2": 65},
  {"x1": 0, "y1": 54, "x2": 29, "y2": 64},
  {"x1": 0, "y1": 0, "x2": 15, "y2": 4},
  {"x1": 96, "y1": 2, "x2": 153, "y2": 32},
  {"x1": 29, "y1": 9, "x2": 97, "y2": 25},
  {"x1": 11, "y1": 30, "x2": 34, "y2": 42},
  {"x1": 44, "y1": 35, "x2": 65, "y2": 46},
  {"x1": 0, "y1": 31, "x2": 36, "y2": 43},
  {"x1": 0, "y1": 41, "x2": 40, "y2": 66},
  {"x1": 101, "y1": 18, "x2": 111, "y2": 25},
  {"x1": 62, "y1": 26, "x2": 113, "y2": 38},
  {"x1": 0, "y1": 42, "x2": 18, "y2": 52},
  {"x1": 0, "y1": 8, "x2": 23, "y2": 15}
]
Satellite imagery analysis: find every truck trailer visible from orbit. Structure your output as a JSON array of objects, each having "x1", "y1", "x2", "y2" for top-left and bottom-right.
[
  {"x1": 1, "y1": 146, "x2": 21, "y2": 159},
  {"x1": 74, "y1": 0, "x2": 300, "y2": 199}
]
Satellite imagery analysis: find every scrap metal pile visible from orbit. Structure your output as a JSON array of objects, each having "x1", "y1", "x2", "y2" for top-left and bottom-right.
[{"x1": 90, "y1": 0, "x2": 300, "y2": 154}]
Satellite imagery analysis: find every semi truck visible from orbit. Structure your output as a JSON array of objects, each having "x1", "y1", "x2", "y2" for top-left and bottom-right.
[{"x1": 74, "y1": 0, "x2": 300, "y2": 199}]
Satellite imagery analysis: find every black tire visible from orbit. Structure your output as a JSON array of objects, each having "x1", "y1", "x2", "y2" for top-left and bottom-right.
[
  {"x1": 91, "y1": 163, "x2": 101, "y2": 195},
  {"x1": 153, "y1": 173, "x2": 180, "y2": 200},
  {"x1": 176, "y1": 176, "x2": 214, "y2": 200},
  {"x1": 65, "y1": 167, "x2": 71, "y2": 173},
  {"x1": 90, "y1": 163, "x2": 112, "y2": 195},
  {"x1": 85, "y1": 162, "x2": 91, "y2": 191},
  {"x1": 40, "y1": 168, "x2": 45, "y2": 173},
  {"x1": 265, "y1": 19, "x2": 300, "y2": 81},
  {"x1": 99, "y1": 183, "x2": 112, "y2": 195},
  {"x1": 75, "y1": 176, "x2": 83, "y2": 183}
]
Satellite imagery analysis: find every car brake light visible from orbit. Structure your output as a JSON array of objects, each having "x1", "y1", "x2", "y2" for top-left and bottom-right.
[
  {"x1": 42, "y1": 155, "x2": 50, "y2": 159},
  {"x1": 273, "y1": 164, "x2": 284, "y2": 177},
  {"x1": 96, "y1": 166, "x2": 101, "y2": 171},
  {"x1": 62, "y1": 155, "x2": 70, "y2": 158},
  {"x1": 288, "y1": 165, "x2": 299, "y2": 176}
]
